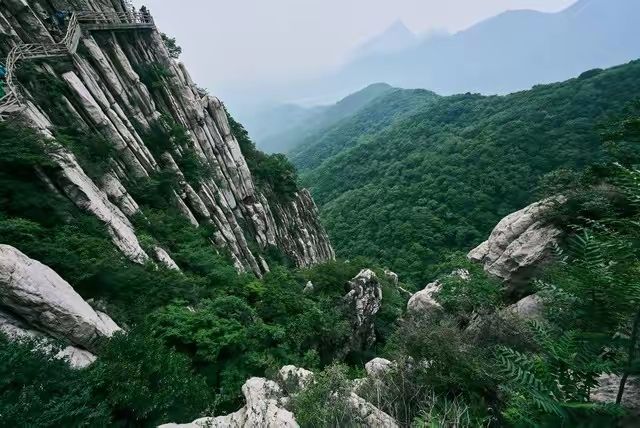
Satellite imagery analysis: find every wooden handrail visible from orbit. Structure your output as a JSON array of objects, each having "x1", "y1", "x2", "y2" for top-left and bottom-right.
[{"x1": 0, "y1": 9, "x2": 156, "y2": 119}]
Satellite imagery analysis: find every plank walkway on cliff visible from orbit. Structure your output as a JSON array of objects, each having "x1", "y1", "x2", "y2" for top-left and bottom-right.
[{"x1": 0, "y1": 10, "x2": 155, "y2": 119}]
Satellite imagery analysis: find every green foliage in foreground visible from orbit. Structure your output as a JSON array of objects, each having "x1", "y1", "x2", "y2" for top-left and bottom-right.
[
  {"x1": 0, "y1": 332, "x2": 211, "y2": 427},
  {"x1": 300, "y1": 60, "x2": 640, "y2": 286},
  {"x1": 0, "y1": 120, "x2": 407, "y2": 424},
  {"x1": 285, "y1": 110, "x2": 640, "y2": 427}
]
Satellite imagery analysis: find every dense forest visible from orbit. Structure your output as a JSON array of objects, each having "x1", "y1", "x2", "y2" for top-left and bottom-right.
[
  {"x1": 3, "y1": 69, "x2": 640, "y2": 425},
  {"x1": 2, "y1": 3, "x2": 640, "y2": 424},
  {"x1": 0, "y1": 119, "x2": 405, "y2": 425},
  {"x1": 297, "y1": 61, "x2": 640, "y2": 285}
]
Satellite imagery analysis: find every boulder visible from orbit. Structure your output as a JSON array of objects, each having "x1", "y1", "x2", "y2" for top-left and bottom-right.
[
  {"x1": 407, "y1": 269, "x2": 470, "y2": 315},
  {"x1": 0, "y1": 309, "x2": 96, "y2": 368},
  {"x1": 160, "y1": 377, "x2": 297, "y2": 428},
  {"x1": 468, "y1": 197, "x2": 565, "y2": 289},
  {"x1": 344, "y1": 269, "x2": 383, "y2": 352},
  {"x1": 591, "y1": 374, "x2": 640, "y2": 418},
  {"x1": 407, "y1": 281, "x2": 442, "y2": 315},
  {"x1": 279, "y1": 365, "x2": 314, "y2": 392},
  {"x1": 303, "y1": 281, "x2": 314, "y2": 294},
  {"x1": 161, "y1": 365, "x2": 398, "y2": 428},
  {"x1": 347, "y1": 393, "x2": 399, "y2": 428},
  {"x1": 365, "y1": 357, "x2": 394, "y2": 379},
  {"x1": 0, "y1": 245, "x2": 121, "y2": 352},
  {"x1": 384, "y1": 269, "x2": 399, "y2": 285},
  {"x1": 506, "y1": 293, "x2": 544, "y2": 320}
]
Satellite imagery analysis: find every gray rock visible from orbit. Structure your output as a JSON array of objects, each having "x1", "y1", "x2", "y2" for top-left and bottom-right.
[
  {"x1": 0, "y1": 309, "x2": 96, "y2": 368},
  {"x1": 468, "y1": 197, "x2": 565, "y2": 289},
  {"x1": 159, "y1": 377, "x2": 298, "y2": 428},
  {"x1": 407, "y1": 280, "x2": 443, "y2": 315},
  {"x1": 303, "y1": 281, "x2": 314, "y2": 294},
  {"x1": 365, "y1": 358, "x2": 395, "y2": 379},
  {"x1": 591, "y1": 374, "x2": 640, "y2": 417},
  {"x1": 0, "y1": 245, "x2": 121, "y2": 352},
  {"x1": 407, "y1": 269, "x2": 470, "y2": 315},
  {"x1": 346, "y1": 392, "x2": 399, "y2": 428},
  {"x1": 344, "y1": 269, "x2": 383, "y2": 352},
  {"x1": 161, "y1": 365, "x2": 398, "y2": 428},
  {"x1": 507, "y1": 293, "x2": 544, "y2": 320},
  {"x1": 279, "y1": 365, "x2": 314, "y2": 392},
  {"x1": 384, "y1": 269, "x2": 399, "y2": 285}
]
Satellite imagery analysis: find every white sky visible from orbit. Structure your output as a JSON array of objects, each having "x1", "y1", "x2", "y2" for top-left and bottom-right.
[{"x1": 137, "y1": 0, "x2": 577, "y2": 97}]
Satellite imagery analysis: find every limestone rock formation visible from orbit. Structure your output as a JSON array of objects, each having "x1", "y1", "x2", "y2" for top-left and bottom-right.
[
  {"x1": 591, "y1": 374, "x2": 640, "y2": 418},
  {"x1": 0, "y1": 0, "x2": 333, "y2": 278},
  {"x1": 160, "y1": 377, "x2": 298, "y2": 428},
  {"x1": 0, "y1": 309, "x2": 96, "y2": 368},
  {"x1": 161, "y1": 365, "x2": 398, "y2": 428},
  {"x1": 506, "y1": 293, "x2": 544, "y2": 320},
  {"x1": 384, "y1": 269, "x2": 399, "y2": 285},
  {"x1": 365, "y1": 357, "x2": 395, "y2": 379},
  {"x1": 0, "y1": 245, "x2": 120, "y2": 366},
  {"x1": 344, "y1": 269, "x2": 383, "y2": 352},
  {"x1": 407, "y1": 269, "x2": 469, "y2": 315},
  {"x1": 468, "y1": 198, "x2": 564, "y2": 289}
]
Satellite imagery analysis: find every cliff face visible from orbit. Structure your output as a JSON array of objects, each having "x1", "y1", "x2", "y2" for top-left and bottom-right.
[{"x1": 0, "y1": 0, "x2": 334, "y2": 275}]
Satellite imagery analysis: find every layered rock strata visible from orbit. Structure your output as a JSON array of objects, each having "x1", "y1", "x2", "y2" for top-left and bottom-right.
[{"x1": 0, "y1": 0, "x2": 333, "y2": 276}]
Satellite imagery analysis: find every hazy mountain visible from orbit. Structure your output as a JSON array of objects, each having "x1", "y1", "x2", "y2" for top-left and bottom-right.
[
  {"x1": 271, "y1": 0, "x2": 640, "y2": 105},
  {"x1": 350, "y1": 20, "x2": 418, "y2": 61},
  {"x1": 246, "y1": 83, "x2": 395, "y2": 153},
  {"x1": 299, "y1": 59, "x2": 640, "y2": 283}
]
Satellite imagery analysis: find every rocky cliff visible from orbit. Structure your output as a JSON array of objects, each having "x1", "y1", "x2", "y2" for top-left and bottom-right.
[
  {"x1": 0, "y1": 0, "x2": 333, "y2": 276},
  {"x1": 0, "y1": 245, "x2": 121, "y2": 368}
]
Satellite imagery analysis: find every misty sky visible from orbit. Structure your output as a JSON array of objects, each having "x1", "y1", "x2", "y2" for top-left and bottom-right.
[{"x1": 136, "y1": 0, "x2": 577, "y2": 101}]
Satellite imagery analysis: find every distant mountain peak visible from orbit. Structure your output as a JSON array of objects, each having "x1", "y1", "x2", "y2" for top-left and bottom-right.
[
  {"x1": 351, "y1": 20, "x2": 417, "y2": 60},
  {"x1": 386, "y1": 20, "x2": 413, "y2": 34}
]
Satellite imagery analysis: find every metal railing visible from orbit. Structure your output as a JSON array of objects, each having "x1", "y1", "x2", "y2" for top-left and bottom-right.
[
  {"x1": 0, "y1": 10, "x2": 155, "y2": 119},
  {"x1": 76, "y1": 11, "x2": 154, "y2": 26}
]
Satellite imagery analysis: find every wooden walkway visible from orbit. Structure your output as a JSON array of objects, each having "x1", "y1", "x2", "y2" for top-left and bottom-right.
[{"x1": 0, "y1": 10, "x2": 155, "y2": 119}]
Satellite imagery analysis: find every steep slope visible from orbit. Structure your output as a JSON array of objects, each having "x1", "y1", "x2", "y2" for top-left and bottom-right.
[
  {"x1": 0, "y1": 0, "x2": 333, "y2": 277},
  {"x1": 301, "y1": 60, "x2": 640, "y2": 284},
  {"x1": 272, "y1": 0, "x2": 640, "y2": 105},
  {"x1": 245, "y1": 83, "x2": 394, "y2": 153}
]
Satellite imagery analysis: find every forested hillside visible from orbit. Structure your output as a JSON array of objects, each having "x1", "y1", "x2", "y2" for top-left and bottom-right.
[
  {"x1": 246, "y1": 83, "x2": 394, "y2": 153},
  {"x1": 289, "y1": 87, "x2": 439, "y2": 170},
  {"x1": 301, "y1": 61, "x2": 640, "y2": 284}
]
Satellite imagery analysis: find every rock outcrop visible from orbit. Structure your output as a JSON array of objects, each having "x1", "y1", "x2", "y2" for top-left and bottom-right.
[
  {"x1": 506, "y1": 293, "x2": 544, "y2": 320},
  {"x1": 0, "y1": 245, "x2": 120, "y2": 367},
  {"x1": 365, "y1": 357, "x2": 395, "y2": 379},
  {"x1": 0, "y1": 309, "x2": 97, "y2": 368},
  {"x1": 160, "y1": 377, "x2": 298, "y2": 428},
  {"x1": 468, "y1": 198, "x2": 564, "y2": 290},
  {"x1": 407, "y1": 280, "x2": 443, "y2": 315},
  {"x1": 0, "y1": 0, "x2": 333, "y2": 277},
  {"x1": 384, "y1": 269, "x2": 399, "y2": 285},
  {"x1": 344, "y1": 269, "x2": 383, "y2": 352},
  {"x1": 161, "y1": 365, "x2": 398, "y2": 428},
  {"x1": 407, "y1": 269, "x2": 469, "y2": 315},
  {"x1": 591, "y1": 374, "x2": 640, "y2": 419}
]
